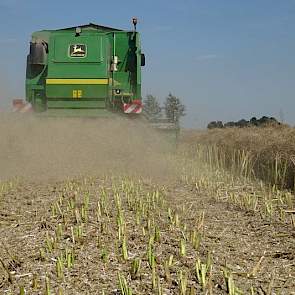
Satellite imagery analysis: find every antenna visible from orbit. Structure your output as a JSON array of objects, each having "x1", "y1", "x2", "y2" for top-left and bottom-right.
[{"x1": 132, "y1": 17, "x2": 138, "y2": 31}]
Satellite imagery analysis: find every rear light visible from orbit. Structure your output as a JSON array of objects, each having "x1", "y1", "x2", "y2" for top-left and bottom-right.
[
  {"x1": 132, "y1": 99, "x2": 142, "y2": 105},
  {"x1": 13, "y1": 99, "x2": 25, "y2": 107},
  {"x1": 123, "y1": 100, "x2": 142, "y2": 114}
]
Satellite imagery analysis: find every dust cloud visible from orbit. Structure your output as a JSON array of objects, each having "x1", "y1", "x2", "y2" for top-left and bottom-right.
[
  {"x1": 0, "y1": 77, "x2": 10, "y2": 110},
  {"x1": 0, "y1": 113, "x2": 176, "y2": 182}
]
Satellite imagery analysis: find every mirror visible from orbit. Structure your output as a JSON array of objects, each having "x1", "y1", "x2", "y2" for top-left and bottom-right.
[
  {"x1": 29, "y1": 41, "x2": 47, "y2": 65},
  {"x1": 141, "y1": 53, "x2": 145, "y2": 66}
]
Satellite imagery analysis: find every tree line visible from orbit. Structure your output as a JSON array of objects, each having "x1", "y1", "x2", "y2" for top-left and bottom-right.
[
  {"x1": 207, "y1": 116, "x2": 281, "y2": 129},
  {"x1": 143, "y1": 93, "x2": 185, "y2": 125}
]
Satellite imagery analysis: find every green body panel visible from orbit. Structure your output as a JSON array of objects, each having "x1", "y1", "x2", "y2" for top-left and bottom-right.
[
  {"x1": 39, "y1": 108, "x2": 117, "y2": 117},
  {"x1": 111, "y1": 32, "x2": 140, "y2": 100},
  {"x1": 47, "y1": 99, "x2": 106, "y2": 109},
  {"x1": 25, "y1": 23, "x2": 143, "y2": 116},
  {"x1": 46, "y1": 85, "x2": 108, "y2": 99},
  {"x1": 47, "y1": 34, "x2": 108, "y2": 78}
]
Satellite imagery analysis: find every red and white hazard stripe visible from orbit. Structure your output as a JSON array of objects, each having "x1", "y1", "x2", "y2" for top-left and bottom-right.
[
  {"x1": 12, "y1": 99, "x2": 33, "y2": 113},
  {"x1": 123, "y1": 100, "x2": 142, "y2": 114}
]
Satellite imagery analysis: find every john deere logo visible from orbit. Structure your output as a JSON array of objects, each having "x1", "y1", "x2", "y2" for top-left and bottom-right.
[{"x1": 69, "y1": 44, "x2": 86, "y2": 57}]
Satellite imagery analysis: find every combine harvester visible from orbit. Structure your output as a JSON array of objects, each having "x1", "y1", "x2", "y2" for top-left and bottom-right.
[{"x1": 13, "y1": 19, "x2": 178, "y2": 140}]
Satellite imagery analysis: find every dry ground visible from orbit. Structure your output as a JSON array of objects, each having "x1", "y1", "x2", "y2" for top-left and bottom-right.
[
  {"x1": 0, "y1": 117, "x2": 294, "y2": 294},
  {"x1": 0, "y1": 177, "x2": 294, "y2": 294}
]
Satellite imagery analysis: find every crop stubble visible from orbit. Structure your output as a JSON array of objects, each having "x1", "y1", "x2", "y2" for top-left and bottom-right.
[{"x1": 0, "y1": 116, "x2": 294, "y2": 294}]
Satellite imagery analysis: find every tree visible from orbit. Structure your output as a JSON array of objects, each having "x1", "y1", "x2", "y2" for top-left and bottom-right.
[
  {"x1": 207, "y1": 121, "x2": 224, "y2": 129},
  {"x1": 164, "y1": 93, "x2": 185, "y2": 124},
  {"x1": 207, "y1": 121, "x2": 217, "y2": 129},
  {"x1": 143, "y1": 94, "x2": 161, "y2": 118}
]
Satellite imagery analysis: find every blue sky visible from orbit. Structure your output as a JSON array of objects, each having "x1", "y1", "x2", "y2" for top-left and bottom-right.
[{"x1": 0, "y1": 0, "x2": 294, "y2": 128}]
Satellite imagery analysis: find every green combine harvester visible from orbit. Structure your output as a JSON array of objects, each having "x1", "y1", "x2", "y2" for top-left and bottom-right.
[
  {"x1": 13, "y1": 19, "x2": 144, "y2": 116},
  {"x1": 13, "y1": 19, "x2": 178, "y2": 140}
]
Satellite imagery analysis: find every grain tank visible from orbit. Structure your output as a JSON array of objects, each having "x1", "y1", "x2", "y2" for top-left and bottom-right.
[{"x1": 17, "y1": 21, "x2": 145, "y2": 116}]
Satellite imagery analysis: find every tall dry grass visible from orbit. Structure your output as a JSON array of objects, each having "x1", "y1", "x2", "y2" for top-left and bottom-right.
[{"x1": 181, "y1": 125, "x2": 295, "y2": 190}]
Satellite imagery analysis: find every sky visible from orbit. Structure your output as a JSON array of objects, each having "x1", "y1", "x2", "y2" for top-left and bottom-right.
[{"x1": 0, "y1": 0, "x2": 294, "y2": 128}]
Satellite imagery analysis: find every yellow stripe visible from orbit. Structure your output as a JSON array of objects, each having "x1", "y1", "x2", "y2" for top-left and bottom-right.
[{"x1": 46, "y1": 79, "x2": 109, "y2": 85}]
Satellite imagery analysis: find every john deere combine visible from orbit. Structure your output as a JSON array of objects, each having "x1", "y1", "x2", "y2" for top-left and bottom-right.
[
  {"x1": 15, "y1": 19, "x2": 145, "y2": 116},
  {"x1": 13, "y1": 20, "x2": 178, "y2": 141}
]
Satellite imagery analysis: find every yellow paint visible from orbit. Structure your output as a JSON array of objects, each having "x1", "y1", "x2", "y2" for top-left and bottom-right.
[
  {"x1": 108, "y1": 78, "x2": 120, "y2": 86},
  {"x1": 72, "y1": 90, "x2": 83, "y2": 98},
  {"x1": 46, "y1": 79, "x2": 109, "y2": 85}
]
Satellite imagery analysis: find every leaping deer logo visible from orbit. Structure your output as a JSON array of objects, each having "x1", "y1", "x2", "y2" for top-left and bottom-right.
[
  {"x1": 73, "y1": 45, "x2": 85, "y2": 54},
  {"x1": 70, "y1": 44, "x2": 86, "y2": 57}
]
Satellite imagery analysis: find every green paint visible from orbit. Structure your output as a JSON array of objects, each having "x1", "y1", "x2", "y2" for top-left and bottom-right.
[{"x1": 26, "y1": 23, "x2": 144, "y2": 116}]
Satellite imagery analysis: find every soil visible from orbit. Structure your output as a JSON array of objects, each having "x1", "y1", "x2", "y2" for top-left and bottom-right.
[{"x1": 0, "y1": 178, "x2": 294, "y2": 294}]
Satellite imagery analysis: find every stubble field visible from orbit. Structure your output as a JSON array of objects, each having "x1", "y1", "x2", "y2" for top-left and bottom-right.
[{"x1": 0, "y1": 116, "x2": 294, "y2": 294}]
